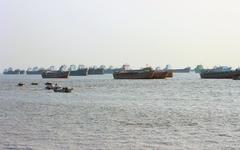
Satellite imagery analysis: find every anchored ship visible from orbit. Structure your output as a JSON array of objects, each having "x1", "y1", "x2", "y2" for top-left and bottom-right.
[
  {"x1": 88, "y1": 66, "x2": 104, "y2": 75},
  {"x1": 113, "y1": 65, "x2": 169, "y2": 79},
  {"x1": 200, "y1": 66, "x2": 240, "y2": 79},
  {"x1": 41, "y1": 65, "x2": 70, "y2": 79},
  {"x1": 3, "y1": 68, "x2": 25, "y2": 75},
  {"x1": 69, "y1": 65, "x2": 88, "y2": 76}
]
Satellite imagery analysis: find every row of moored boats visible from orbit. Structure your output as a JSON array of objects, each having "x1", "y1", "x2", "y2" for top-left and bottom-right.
[{"x1": 4, "y1": 65, "x2": 240, "y2": 80}]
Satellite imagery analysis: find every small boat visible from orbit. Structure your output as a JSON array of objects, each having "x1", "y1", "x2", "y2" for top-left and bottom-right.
[
  {"x1": 31, "y1": 82, "x2": 38, "y2": 85},
  {"x1": 45, "y1": 82, "x2": 52, "y2": 86},
  {"x1": 45, "y1": 83, "x2": 60, "y2": 90},
  {"x1": 17, "y1": 83, "x2": 24, "y2": 86},
  {"x1": 54, "y1": 87, "x2": 73, "y2": 93}
]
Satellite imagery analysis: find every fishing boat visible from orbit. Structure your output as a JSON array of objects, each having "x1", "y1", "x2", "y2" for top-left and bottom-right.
[
  {"x1": 41, "y1": 65, "x2": 70, "y2": 79},
  {"x1": 200, "y1": 66, "x2": 240, "y2": 79}
]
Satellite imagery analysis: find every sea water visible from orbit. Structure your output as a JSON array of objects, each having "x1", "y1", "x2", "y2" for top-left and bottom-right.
[{"x1": 0, "y1": 73, "x2": 240, "y2": 150}]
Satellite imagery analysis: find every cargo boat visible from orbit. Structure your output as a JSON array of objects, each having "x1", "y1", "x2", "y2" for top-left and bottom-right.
[
  {"x1": 69, "y1": 65, "x2": 88, "y2": 76},
  {"x1": 200, "y1": 66, "x2": 240, "y2": 79},
  {"x1": 41, "y1": 71, "x2": 70, "y2": 78},
  {"x1": 41, "y1": 65, "x2": 70, "y2": 79},
  {"x1": 88, "y1": 68, "x2": 104, "y2": 75},
  {"x1": 113, "y1": 67, "x2": 154, "y2": 79},
  {"x1": 113, "y1": 67, "x2": 168, "y2": 79},
  {"x1": 70, "y1": 68, "x2": 88, "y2": 76},
  {"x1": 3, "y1": 68, "x2": 25, "y2": 75}
]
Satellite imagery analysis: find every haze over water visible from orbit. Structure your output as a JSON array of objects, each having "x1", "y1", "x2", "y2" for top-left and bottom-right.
[
  {"x1": 1, "y1": 0, "x2": 240, "y2": 69},
  {"x1": 1, "y1": 74, "x2": 240, "y2": 149}
]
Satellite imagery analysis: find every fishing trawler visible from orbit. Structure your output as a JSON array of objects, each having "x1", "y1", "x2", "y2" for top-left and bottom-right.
[
  {"x1": 69, "y1": 65, "x2": 88, "y2": 76},
  {"x1": 41, "y1": 65, "x2": 70, "y2": 79}
]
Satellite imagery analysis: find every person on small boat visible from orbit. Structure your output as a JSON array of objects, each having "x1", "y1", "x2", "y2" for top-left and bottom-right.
[{"x1": 17, "y1": 83, "x2": 24, "y2": 86}]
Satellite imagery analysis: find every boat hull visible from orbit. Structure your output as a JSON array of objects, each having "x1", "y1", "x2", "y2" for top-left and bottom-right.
[
  {"x1": 113, "y1": 71, "x2": 155, "y2": 79},
  {"x1": 200, "y1": 70, "x2": 240, "y2": 79},
  {"x1": 41, "y1": 71, "x2": 70, "y2": 79},
  {"x1": 70, "y1": 69, "x2": 88, "y2": 76},
  {"x1": 153, "y1": 71, "x2": 169, "y2": 79}
]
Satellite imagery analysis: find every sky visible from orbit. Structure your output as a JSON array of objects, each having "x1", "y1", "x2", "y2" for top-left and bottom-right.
[{"x1": 1, "y1": 0, "x2": 240, "y2": 70}]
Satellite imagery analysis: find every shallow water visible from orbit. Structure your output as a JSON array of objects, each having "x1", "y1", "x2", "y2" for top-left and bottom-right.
[{"x1": 0, "y1": 73, "x2": 240, "y2": 150}]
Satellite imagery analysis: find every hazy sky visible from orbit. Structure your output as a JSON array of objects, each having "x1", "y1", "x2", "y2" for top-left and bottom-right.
[{"x1": 1, "y1": 0, "x2": 240, "y2": 70}]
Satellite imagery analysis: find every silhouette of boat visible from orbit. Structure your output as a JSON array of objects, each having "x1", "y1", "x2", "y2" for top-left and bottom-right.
[
  {"x1": 41, "y1": 65, "x2": 69, "y2": 79},
  {"x1": 200, "y1": 66, "x2": 240, "y2": 79},
  {"x1": 26, "y1": 67, "x2": 45, "y2": 75},
  {"x1": 69, "y1": 65, "x2": 88, "y2": 76},
  {"x1": 3, "y1": 68, "x2": 25, "y2": 75},
  {"x1": 113, "y1": 66, "x2": 168, "y2": 79},
  {"x1": 88, "y1": 66, "x2": 104, "y2": 75}
]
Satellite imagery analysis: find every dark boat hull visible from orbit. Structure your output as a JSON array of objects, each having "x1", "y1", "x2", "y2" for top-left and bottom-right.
[
  {"x1": 113, "y1": 71, "x2": 155, "y2": 79},
  {"x1": 88, "y1": 68, "x2": 104, "y2": 75},
  {"x1": 41, "y1": 71, "x2": 70, "y2": 79},
  {"x1": 70, "y1": 69, "x2": 88, "y2": 76},
  {"x1": 200, "y1": 70, "x2": 240, "y2": 79}
]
